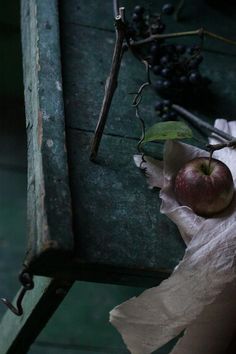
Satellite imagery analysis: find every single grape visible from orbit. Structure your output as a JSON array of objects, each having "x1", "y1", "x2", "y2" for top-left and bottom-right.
[
  {"x1": 195, "y1": 55, "x2": 203, "y2": 64},
  {"x1": 156, "y1": 22, "x2": 166, "y2": 33},
  {"x1": 160, "y1": 55, "x2": 169, "y2": 65},
  {"x1": 189, "y1": 71, "x2": 201, "y2": 84},
  {"x1": 134, "y1": 5, "x2": 145, "y2": 15},
  {"x1": 150, "y1": 43, "x2": 160, "y2": 55},
  {"x1": 165, "y1": 44, "x2": 176, "y2": 55},
  {"x1": 161, "y1": 113, "x2": 170, "y2": 121},
  {"x1": 126, "y1": 25, "x2": 136, "y2": 39},
  {"x1": 132, "y1": 12, "x2": 142, "y2": 22},
  {"x1": 154, "y1": 79, "x2": 164, "y2": 90},
  {"x1": 169, "y1": 110, "x2": 177, "y2": 119},
  {"x1": 155, "y1": 101, "x2": 164, "y2": 111},
  {"x1": 161, "y1": 67, "x2": 172, "y2": 78},
  {"x1": 188, "y1": 59, "x2": 200, "y2": 70},
  {"x1": 163, "y1": 80, "x2": 171, "y2": 89},
  {"x1": 162, "y1": 3, "x2": 175, "y2": 15},
  {"x1": 176, "y1": 44, "x2": 186, "y2": 54},
  {"x1": 186, "y1": 45, "x2": 201, "y2": 56},
  {"x1": 163, "y1": 99, "x2": 171, "y2": 107},
  {"x1": 150, "y1": 22, "x2": 166, "y2": 34},
  {"x1": 186, "y1": 46, "x2": 195, "y2": 56},
  {"x1": 153, "y1": 65, "x2": 162, "y2": 75},
  {"x1": 179, "y1": 75, "x2": 188, "y2": 85}
]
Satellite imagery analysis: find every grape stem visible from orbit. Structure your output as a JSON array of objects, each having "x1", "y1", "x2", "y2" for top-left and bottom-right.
[
  {"x1": 131, "y1": 28, "x2": 236, "y2": 47},
  {"x1": 174, "y1": 0, "x2": 185, "y2": 21},
  {"x1": 90, "y1": 7, "x2": 126, "y2": 161}
]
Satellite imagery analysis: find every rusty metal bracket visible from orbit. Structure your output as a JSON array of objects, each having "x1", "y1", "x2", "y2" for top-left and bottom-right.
[{"x1": 1, "y1": 268, "x2": 34, "y2": 316}]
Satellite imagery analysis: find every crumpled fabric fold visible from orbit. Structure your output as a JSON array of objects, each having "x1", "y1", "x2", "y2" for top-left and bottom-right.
[{"x1": 110, "y1": 119, "x2": 236, "y2": 354}]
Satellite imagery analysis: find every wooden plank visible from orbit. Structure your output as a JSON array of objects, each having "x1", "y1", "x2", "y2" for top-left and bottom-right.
[
  {"x1": 0, "y1": 277, "x2": 73, "y2": 354},
  {"x1": 21, "y1": 0, "x2": 74, "y2": 271},
  {"x1": 27, "y1": 129, "x2": 185, "y2": 287}
]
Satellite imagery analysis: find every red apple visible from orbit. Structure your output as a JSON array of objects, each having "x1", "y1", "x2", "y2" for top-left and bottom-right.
[{"x1": 174, "y1": 157, "x2": 235, "y2": 217}]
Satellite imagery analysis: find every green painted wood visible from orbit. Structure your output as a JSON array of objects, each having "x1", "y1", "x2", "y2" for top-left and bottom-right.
[
  {"x1": 0, "y1": 105, "x2": 28, "y2": 319},
  {"x1": 32, "y1": 281, "x2": 178, "y2": 354},
  {"x1": 21, "y1": 0, "x2": 74, "y2": 271},
  {"x1": 0, "y1": 277, "x2": 73, "y2": 354},
  {"x1": 0, "y1": 0, "x2": 23, "y2": 99}
]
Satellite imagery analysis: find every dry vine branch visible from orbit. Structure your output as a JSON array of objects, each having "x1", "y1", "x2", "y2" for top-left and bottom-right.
[
  {"x1": 207, "y1": 140, "x2": 236, "y2": 154},
  {"x1": 174, "y1": 0, "x2": 185, "y2": 21},
  {"x1": 131, "y1": 28, "x2": 236, "y2": 47},
  {"x1": 132, "y1": 60, "x2": 151, "y2": 152},
  {"x1": 90, "y1": 8, "x2": 126, "y2": 161}
]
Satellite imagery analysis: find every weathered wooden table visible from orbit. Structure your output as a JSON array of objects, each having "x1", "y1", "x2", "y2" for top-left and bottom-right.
[{"x1": 1, "y1": 0, "x2": 236, "y2": 353}]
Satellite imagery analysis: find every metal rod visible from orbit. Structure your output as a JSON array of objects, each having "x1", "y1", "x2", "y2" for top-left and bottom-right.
[
  {"x1": 173, "y1": 104, "x2": 234, "y2": 141},
  {"x1": 1, "y1": 270, "x2": 34, "y2": 316}
]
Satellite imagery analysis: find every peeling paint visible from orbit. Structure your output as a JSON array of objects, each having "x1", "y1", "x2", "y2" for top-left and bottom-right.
[
  {"x1": 106, "y1": 37, "x2": 114, "y2": 45},
  {"x1": 38, "y1": 111, "x2": 43, "y2": 147},
  {"x1": 42, "y1": 110, "x2": 50, "y2": 121},
  {"x1": 56, "y1": 80, "x2": 62, "y2": 91},
  {"x1": 47, "y1": 139, "x2": 54, "y2": 148}
]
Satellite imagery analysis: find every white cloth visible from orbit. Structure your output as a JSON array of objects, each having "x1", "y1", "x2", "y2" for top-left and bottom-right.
[{"x1": 109, "y1": 119, "x2": 236, "y2": 354}]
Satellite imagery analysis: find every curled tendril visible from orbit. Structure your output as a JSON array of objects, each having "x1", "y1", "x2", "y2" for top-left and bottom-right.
[{"x1": 131, "y1": 60, "x2": 151, "y2": 156}]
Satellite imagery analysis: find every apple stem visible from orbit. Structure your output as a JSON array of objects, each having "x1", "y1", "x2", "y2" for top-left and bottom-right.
[{"x1": 208, "y1": 150, "x2": 213, "y2": 171}]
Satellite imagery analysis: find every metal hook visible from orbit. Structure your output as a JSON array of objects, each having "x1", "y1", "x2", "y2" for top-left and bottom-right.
[{"x1": 1, "y1": 269, "x2": 34, "y2": 316}]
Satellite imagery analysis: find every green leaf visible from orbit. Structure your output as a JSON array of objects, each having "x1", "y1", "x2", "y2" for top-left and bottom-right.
[{"x1": 143, "y1": 121, "x2": 192, "y2": 143}]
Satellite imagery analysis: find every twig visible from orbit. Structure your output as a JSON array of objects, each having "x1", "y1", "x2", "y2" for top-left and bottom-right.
[
  {"x1": 174, "y1": 0, "x2": 185, "y2": 21},
  {"x1": 132, "y1": 60, "x2": 151, "y2": 152},
  {"x1": 172, "y1": 104, "x2": 235, "y2": 141},
  {"x1": 90, "y1": 8, "x2": 126, "y2": 161},
  {"x1": 204, "y1": 30, "x2": 236, "y2": 47},
  {"x1": 131, "y1": 27, "x2": 236, "y2": 47},
  {"x1": 206, "y1": 140, "x2": 236, "y2": 154},
  {"x1": 113, "y1": 0, "x2": 119, "y2": 18}
]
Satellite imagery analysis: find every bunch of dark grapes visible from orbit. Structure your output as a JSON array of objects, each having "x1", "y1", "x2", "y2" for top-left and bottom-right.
[
  {"x1": 150, "y1": 42, "x2": 210, "y2": 101},
  {"x1": 127, "y1": 3, "x2": 211, "y2": 120}
]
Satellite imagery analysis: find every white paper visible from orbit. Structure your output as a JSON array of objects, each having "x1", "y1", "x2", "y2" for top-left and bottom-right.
[{"x1": 110, "y1": 119, "x2": 236, "y2": 354}]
